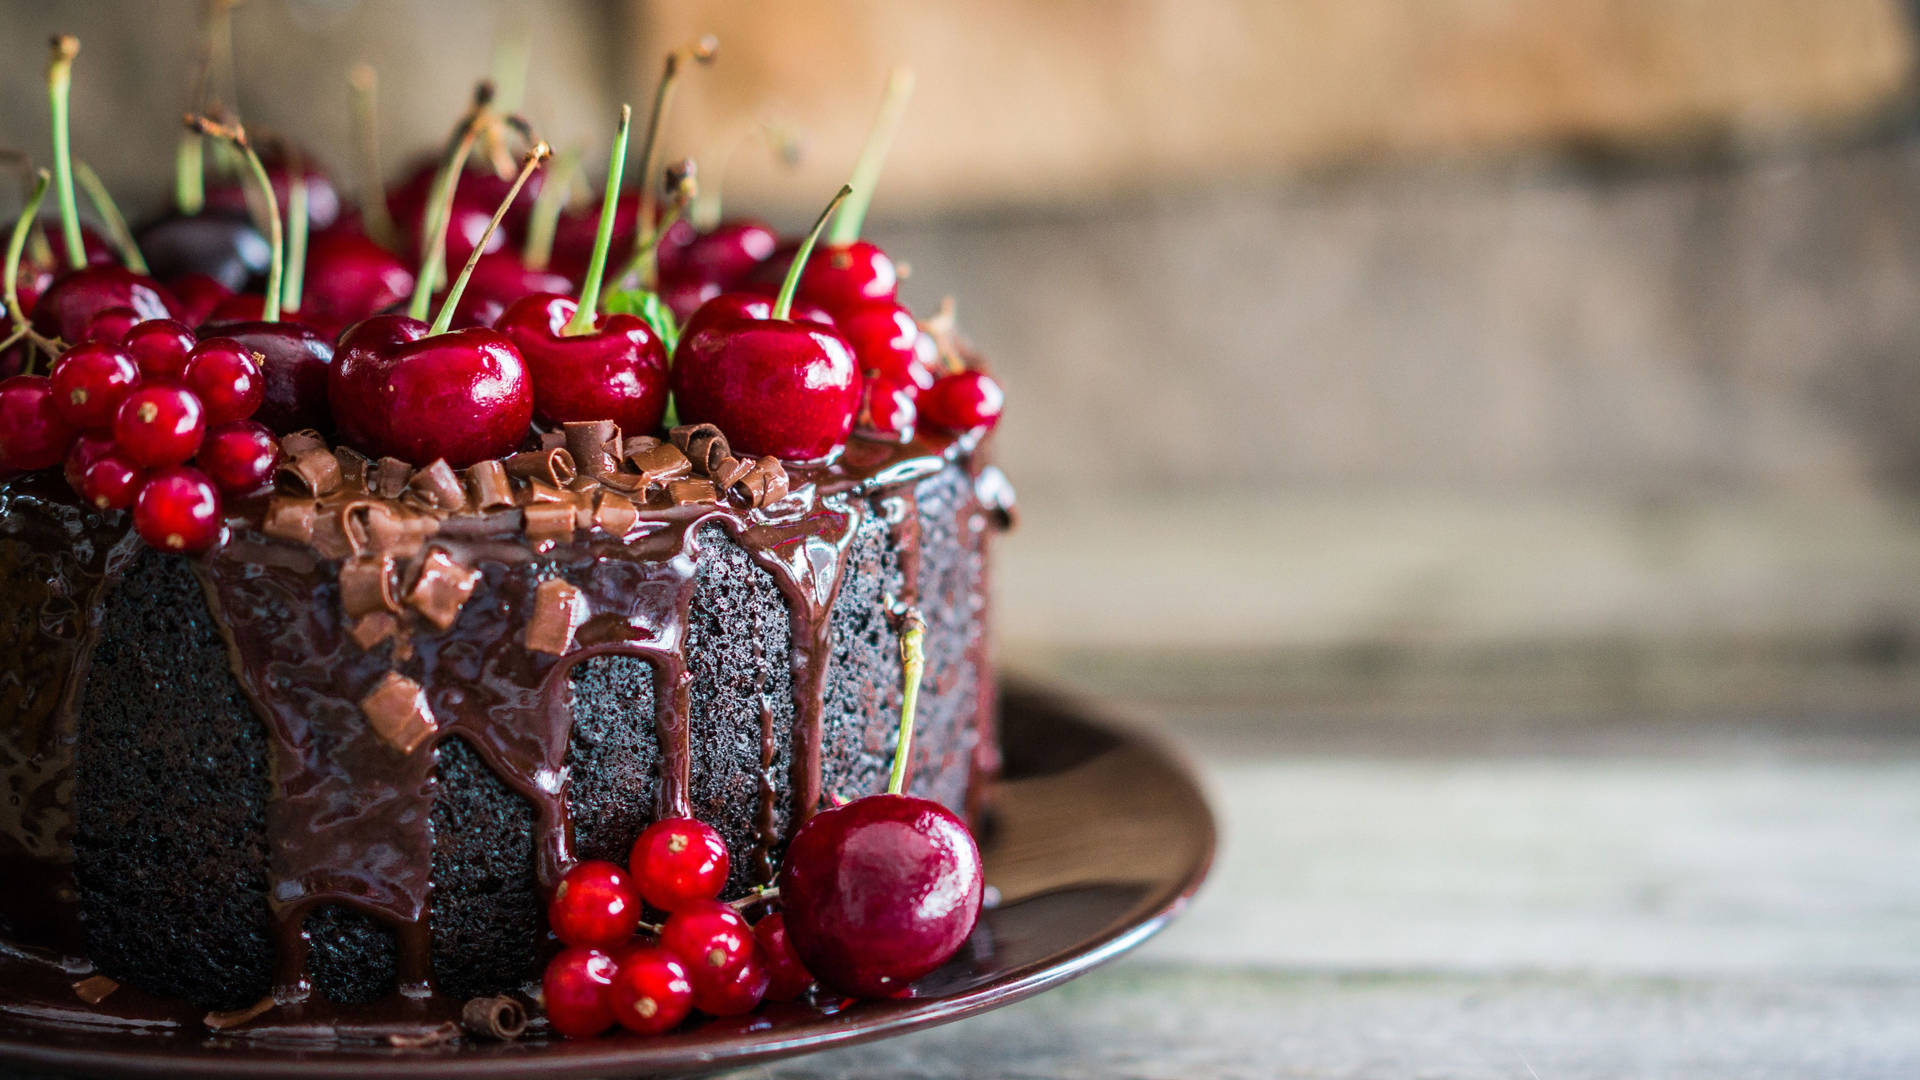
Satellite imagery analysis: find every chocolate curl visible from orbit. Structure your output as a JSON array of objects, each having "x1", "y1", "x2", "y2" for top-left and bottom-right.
[
  {"x1": 563, "y1": 419, "x2": 621, "y2": 478},
  {"x1": 594, "y1": 490, "x2": 638, "y2": 534},
  {"x1": 757, "y1": 456, "x2": 789, "y2": 504},
  {"x1": 522, "y1": 502, "x2": 575, "y2": 545},
  {"x1": 539, "y1": 429, "x2": 569, "y2": 452},
  {"x1": 405, "y1": 548, "x2": 481, "y2": 630},
  {"x1": 623, "y1": 434, "x2": 663, "y2": 460},
  {"x1": 371, "y1": 456, "x2": 413, "y2": 499},
  {"x1": 204, "y1": 995, "x2": 276, "y2": 1030},
  {"x1": 280, "y1": 430, "x2": 328, "y2": 458},
  {"x1": 341, "y1": 500, "x2": 409, "y2": 556},
  {"x1": 407, "y1": 459, "x2": 468, "y2": 512},
  {"x1": 349, "y1": 612, "x2": 399, "y2": 651},
  {"x1": 466, "y1": 459, "x2": 515, "y2": 511},
  {"x1": 72, "y1": 974, "x2": 118, "y2": 1005},
  {"x1": 670, "y1": 422, "x2": 731, "y2": 475},
  {"x1": 525, "y1": 578, "x2": 587, "y2": 655},
  {"x1": 505, "y1": 447, "x2": 577, "y2": 488},
  {"x1": 525, "y1": 480, "x2": 567, "y2": 503},
  {"x1": 710, "y1": 454, "x2": 752, "y2": 491},
  {"x1": 333, "y1": 446, "x2": 371, "y2": 492},
  {"x1": 262, "y1": 497, "x2": 318, "y2": 543},
  {"x1": 666, "y1": 478, "x2": 719, "y2": 506},
  {"x1": 275, "y1": 447, "x2": 342, "y2": 497},
  {"x1": 461, "y1": 996, "x2": 529, "y2": 1041},
  {"x1": 339, "y1": 554, "x2": 400, "y2": 619},
  {"x1": 628, "y1": 442, "x2": 692, "y2": 486},
  {"x1": 359, "y1": 671, "x2": 438, "y2": 754}
]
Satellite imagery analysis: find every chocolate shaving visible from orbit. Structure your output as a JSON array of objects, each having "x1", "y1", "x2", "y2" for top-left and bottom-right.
[
  {"x1": 667, "y1": 478, "x2": 719, "y2": 506},
  {"x1": 525, "y1": 578, "x2": 587, "y2": 655},
  {"x1": 387, "y1": 1021, "x2": 461, "y2": 1048},
  {"x1": 275, "y1": 448, "x2": 342, "y2": 497},
  {"x1": 262, "y1": 497, "x2": 317, "y2": 543},
  {"x1": 339, "y1": 554, "x2": 399, "y2": 619},
  {"x1": 405, "y1": 548, "x2": 481, "y2": 630},
  {"x1": 505, "y1": 447, "x2": 576, "y2": 488},
  {"x1": 594, "y1": 490, "x2": 638, "y2": 534},
  {"x1": 539, "y1": 429, "x2": 569, "y2": 451},
  {"x1": 349, "y1": 612, "x2": 399, "y2": 651},
  {"x1": 711, "y1": 454, "x2": 753, "y2": 490},
  {"x1": 623, "y1": 434, "x2": 664, "y2": 462},
  {"x1": 563, "y1": 420, "x2": 621, "y2": 478},
  {"x1": 333, "y1": 446, "x2": 371, "y2": 491},
  {"x1": 72, "y1": 974, "x2": 118, "y2": 1005},
  {"x1": 341, "y1": 500, "x2": 413, "y2": 556},
  {"x1": 372, "y1": 456, "x2": 413, "y2": 499},
  {"x1": 359, "y1": 672, "x2": 438, "y2": 754},
  {"x1": 597, "y1": 468, "x2": 646, "y2": 494},
  {"x1": 466, "y1": 459, "x2": 514, "y2": 511},
  {"x1": 522, "y1": 502, "x2": 575, "y2": 545},
  {"x1": 525, "y1": 480, "x2": 567, "y2": 504},
  {"x1": 629, "y1": 442, "x2": 691, "y2": 485},
  {"x1": 280, "y1": 430, "x2": 327, "y2": 457},
  {"x1": 407, "y1": 459, "x2": 467, "y2": 512},
  {"x1": 757, "y1": 456, "x2": 789, "y2": 503},
  {"x1": 730, "y1": 468, "x2": 768, "y2": 507},
  {"x1": 461, "y1": 996, "x2": 528, "y2": 1041},
  {"x1": 672, "y1": 423, "x2": 732, "y2": 475},
  {"x1": 204, "y1": 995, "x2": 276, "y2": 1030}
]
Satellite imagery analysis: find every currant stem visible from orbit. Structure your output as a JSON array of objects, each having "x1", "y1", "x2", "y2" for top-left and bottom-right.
[
  {"x1": 189, "y1": 115, "x2": 283, "y2": 323},
  {"x1": 563, "y1": 105, "x2": 631, "y2": 337},
  {"x1": 772, "y1": 184, "x2": 851, "y2": 322},
  {"x1": 887, "y1": 611, "x2": 926, "y2": 797},
  {"x1": 429, "y1": 143, "x2": 549, "y2": 336},
  {"x1": 46, "y1": 35, "x2": 86, "y2": 272},
  {"x1": 520, "y1": 145, "x2": 578, "y2": 272},
  {"x1": 828, "y1": 67, "x2": 914, "y2": 247},
  {"x1": 348, "y1": 64, "x2": 401, "y2": 251},
  {"x1": 407, "y1": 91, "x2": 492, "y2": 321},
  {"x1": 283, "y1": 168, "x2": 309, "y2": 314},
  {"x1": 73, "y1": 160, "x2": 147, "y2": 274}
]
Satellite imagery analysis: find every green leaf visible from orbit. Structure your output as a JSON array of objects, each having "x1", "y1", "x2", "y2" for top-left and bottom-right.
[{"x1": 602, "y1": 287, "x2": 679, "y2": 354}]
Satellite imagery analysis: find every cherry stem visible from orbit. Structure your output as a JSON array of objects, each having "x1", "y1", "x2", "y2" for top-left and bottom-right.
[
  {"x1": 772, "y1": 184, "x2": 851, "y2": 322},
  {"x1": 692, "y1": 117, "x2": 802, "y2": 231},
  {"x1": 348, "y1": 64, "x2": 401, "y2": 252},
  {"x1": 174, "y1": 131, "x2": 205, "y2": 216},
  {"x1": 5, "y1": 171, "x2": 48, "y2": 330},
  {"x1": 46, "y1": 35, "x2": 85, "y2": 272},
  {"x1": 407, "y1": 89, "x2": 493, "y2": 322},
  {"x1": 628, "y1": 38, "x2": 715, "y2": 267},
  {"x1": 519, "y1": 145, "x2": 578, "y2": 271},
  {"x1": 604, "y1": 176, "x2": 692, "y2": 307},
  {"x1": 887, "y1": 611, "x2": 926, "y2": 796},
  {"x1": 284, "y1": 167, "x2": 308, "y2": 314},
  {"x1": 828, "y1": 67, "x2": 914, "y2": 247},
  {"x1": 188, "y1": 114, "x2": 283, "y2": 323},
  {"x1": 430, "y1": 143, "x2": 549, "y2": 336},
  {"x1": 73, "y1": 160, "x2": 147, "y2": 274},
  {"x1": 563, "y1": 105, "x2": 631, "y2": 336}
]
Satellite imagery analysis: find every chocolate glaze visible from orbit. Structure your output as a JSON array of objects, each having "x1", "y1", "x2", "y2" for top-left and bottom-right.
[{"x1": 0, "y1": 426, "x2": 1005, "y2": 1039}]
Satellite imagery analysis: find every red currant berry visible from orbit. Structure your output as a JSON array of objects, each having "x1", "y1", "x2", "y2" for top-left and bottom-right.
[
  {"x1": 629, "y1": 817, "x2": 730, "y2": 913},
  {"x1": 81, "y1": 305, "x2": 142, "y2": 346},
  {"x1": 920, "y1": 371, "x2": 1004, "y2": 433},
  {"x1": 856, "y1": 376, "x2": 918, "y2": 442},
  {"x1": 50, "y1": 342, "x2": 142, "y2": 431},
  {"x1": 132, "y1": 466, "x2": 222, "y2": 553},
  {"x1": 754, "y1": 912, "x2": 815, "y2": 1002},
  {"x1": 63, "y1": 431, "x2": 115, "y2": 495},
  {"x1": 182, "y1": 340, "x2": 265, "y2": 425},
  {"x1": 79, "y1": 451, "x2": 145, "y2": 512},
  {"x1": 540, "y1": 946, "x2": 618, "y2": 1039},
  {"x1": 661, "y1": 900, "x2": 755, "y2": 997},
  {"x1": 0, "y1": 375, "x2": 77, "y2": 474},
  {"x1": 113, "y1": 384, "x2": 206, "y2": 468},
  {"x1": 604, "y1": 944, "x2": 695, "y2": 1035},
  {"x1": 122, "y1": 319, "x2": 198, "y2": 380},
  {"x1": 196, "y1": 421, "x2": 279, "y2": 495},
  {"x1": 692, "y1": 950, "x2": 769, "y2": 1016},
  {"x1": 548, "y1": 860, "x2": 642, "y2": 949}
]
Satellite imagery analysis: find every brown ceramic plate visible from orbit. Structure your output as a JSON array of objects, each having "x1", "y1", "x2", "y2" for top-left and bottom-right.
[{"x1": 0, "y1": 683, "x2": 1215, "y2": 1079}]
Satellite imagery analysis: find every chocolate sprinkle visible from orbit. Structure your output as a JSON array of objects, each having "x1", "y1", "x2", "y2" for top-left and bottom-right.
[
  {"x1": 524, "y1": 578, "x2": 587, "y2": 656},
  {"x1": 758, "y1": 456, "x2": 790, "y2": 503},
  {"x1": 711, "y1": 454, "x2": 753, "y2": 491},
  {"x1": 387, "y1": 1021, "x2": 461, "y2": 1048},
  {"x1": 280, "y1": 430, "x2": 327, "y2": 457},
  {"x1": 333, "y1": 447, "x2": 371, "y2": 491},
  {"x1": 594, "y1": 490, "x2": 638, "y2": 534},
  {"x1": 349, "y1": 612, "x2": 399, "y2": 651},
  {"x1": 461, "y1": 995, "x2": 528, "y2": 1041},
  {"x1": 404, "y1": 549, "x2": 481, "y2": 631},
  {"x1": 358, "y1": 672, "x2": 438, "y2": 754}
]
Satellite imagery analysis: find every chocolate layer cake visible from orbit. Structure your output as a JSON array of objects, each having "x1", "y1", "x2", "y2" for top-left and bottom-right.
[{"x1": 0, "y1": 423, "x2": 1011, "y2": 1019}]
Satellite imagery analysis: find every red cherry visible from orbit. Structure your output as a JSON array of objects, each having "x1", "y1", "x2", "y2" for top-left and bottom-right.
[
  {"x1": 387, "y1": 156, "x2": 538, "y2": 267},
  {"x1": 692, "y1": 951, "x2": 769, "y2": 1016},
  {"x1": 920, "y1": 371, "x2": 1004, "y2": 433},
  {"x1": 439, "y1": 253, "x2": 574, "y2": 331},
  {"x1": 81, "y1": 305, "x2": 142, "y2": 347},
  {"x1": 166, "y1": 273, "x2": 236, "y2": 327},
  {"x1": 628, "y1": 817, "x2": 730, "y2": 913},
  {"x1": 677, "y1": 292, "x2": 835, "y2": 344},
  {"x1": 30, "y1": 266, "x2": 178, "y2": 345},
  {"x1": 550, "y1": 193, "x2": 641, "y2": 281},
  {"x1": 777, "y1": 794, "x2": 984, "y2": 998},
  {"x1": 113, "y1": 384, "x2": 206, "y2": 468},
  {"x1": 671, "y1": 315, "x2": 861, "y2": 463},
  {"x1": 540, "y1": 946, "x2": 618, "y2": 1039},
  {"x1": 0, "y1": 375, "x2": 78, "y2": 473},
  {"x1": 196, "y1": 421, "x2": 279, "y2": 494},
  {"x1": 753, "y1": 912, "x2": 815, "y2": 1002},
  {"x1": 329, "y1": 315, "x2": 534, "y2": 467},
  {"x1": 665, "y1": 220, "x2": 780, "y2": 288},
  {"x1": 797, "y1": 241, "x2": 898, "y2": 315},
  {"x1": 204, "y1": 149, "x2": 341, "y2": 232},
  {"x1": 839, "y1": 303, "x2": 933, "y2": 389},
  {"x1": 122, "y1": 319, "x2": 199, "y2": 380},
  {"x1": 299, "y1": 229, "x2": 415, "y2": 333},
  {"x1": 182, "y1": 340, "x2": 265, "y2": 425},
  {"x1": 138, "y1": 215, "x2": 269, "y2": 295},
  {"x1": 856, "y1": 376, "x2": 918, "y2": 443},
  {"x1": 660, "y1": 274, "x2": 723, "y2": 323},
  {"x1": 660, "y1": 900, "x2": 756, "y2": 997},
  {"x1": 63, "y1": 431, "x2": 114, "y2": 494},
  {"x1": 49, "y1": 342, "x2": 142, "y2": 431},
  {"x1": 547, "y1": 860, "x2": 642, "y2": 949},
  {"x1": 203, "y1": 292, "x2": 271, "y2": 325},
  {"x1": 79, "y1": 451, "x2": 145, "y2": 511},
  {"x1": 604, "y1": 944, "x2": 695, "y2": 1035},
  {"x1": 131, "y1": 466, "x2": 223, "y2": 553},
  {"x1": 497, "y1": 293, "x2": 668, "y2": 434}
]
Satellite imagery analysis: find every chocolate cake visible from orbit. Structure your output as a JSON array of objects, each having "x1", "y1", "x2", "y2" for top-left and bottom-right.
[{"x1": 0, "y1": 421, "x2": 1013, "y2": 1023}]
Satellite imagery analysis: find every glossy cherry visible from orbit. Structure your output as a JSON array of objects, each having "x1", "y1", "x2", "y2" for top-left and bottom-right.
[
  {"x1": 661, "y1": 900, "x2": 756, "y2": 996},
  {"x1": 203, "y1": 321, "x2": 334, "y2": 434},
  {"x1": 920, "y1": 370, "x2": 1005, "y2": 433},
  {"x1": 440, "y1": 252, "x2": 573, "y2": 330},
  {"x1": 131, "y1": 465, "x2": 222, "y2": 553},
  {"x1": 299, "y1": 229, "x2": 415, "y2": 334},
  {"x1": 330, "y1": 313, "x2": 531, "y2": 465},
  {"x1": 122, "y1": 318, "x2": 197, "y2": 379},
  {"x1": 181, "y1": 339, "x2": 264, "y2": 425},
  {"x1": 540, "y1": 946, "x2": 618, "y2": 1039},
  {"x1": 753, "y1": 912, "x2": 815, "y2": 1002},
  {"x1": 77, "y1": 448, "x2": 143, "y2": 511},
  {"x1": 113, "y1": 383, "x2": 206, "y2": 468},
  {"x1": 0, "y1": 375, "x2": 76, "y2": 473},
  {"x1": 80, "y1": 306, "x2": 142, "y2": 347},
  {"x1": 658, "y1": 219, "x2": 778, "y2": 290},
  {"x1": 32, "y1": 266, "x2": 178, "y2": 345},
  {"x1": 677, "y1": 292, "x2": 835, "y2": 344},
  {"x1": 604, "y1": 944, "x2": 695, "y2": 1035},
  {"x1": 48, "y1": 341, "x2": 140, "y2": 430},
  {"x1": 546, "y1": 859, "x2": 642, "y2": 950},
  {"x1": 196, "y1": 420, "x2": 278, "y2": 495},
  {"x1": 136, "y1": 211, "x2": 269, "y2": 292},
  {"x1": 794, "y1": 240, "x2": 899, "y2": 316},
  {"x1": 856, "y1": 376, "x2": 918, "y2": 442},
  {"x1": 205, "y1": 150, "x2": 341, "y2": 233},
  {"x1": 839, "y1": 302, "x2": 932, "y2": 389},
  {"x1": 628, "y1": 817, "x2": 730, "y2": 913},
  {"x1": 388, "y1": 153, "x2": 539, "y2": 268}
]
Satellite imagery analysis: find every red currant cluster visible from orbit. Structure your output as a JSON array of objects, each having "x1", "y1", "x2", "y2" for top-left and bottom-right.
[{"x1": 0, "y1": 317, "x2": 277, "y2": 552}]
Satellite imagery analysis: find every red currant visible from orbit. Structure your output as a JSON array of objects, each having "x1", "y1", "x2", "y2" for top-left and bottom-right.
[
  {"x1": 182, "y1": 340, "x2": 265, "y2": 425},
  {"x1": 605, "y1": 944, "x2": 695, "y2": 1035},
  {"x1": 661, "y1": 900, "x2": 755, "y2": 997},
  {"x1": 132, "y1": 466, "x2": 222, "y2": 553},
  {"x1": 540, "y1": 946, "x2": 618, "y2": 1039},
  {"x1": 121, "y1": 319, "x2": 198, "y2": 380},
  {"x1": 0, "y1": 375, "x2": 77, "y2": 473},
  {"x1": 196, "y1": 421, "x2": 279, "y2": 495},
  {"x1": 548, "y1": 860, "x2": 642, "y2": 949},
  {"x1": 63, "y1": 431, "x2": 114, "y2": 494},
  {"x1": 856, "y1": 376, "x2": 918, "y2": 442},
  {"x1": 629, "y1": 818, "x2": 730, "y2": 913},
  {"x1": 50, "y1": 342, "x2": 142, "y2": 431},
  {"x1": 754, "y1": 912, "x2": 815, "y2": 1002},
  {"x1": 692, "y1": 951, "x2": 769, "y2": 1016},
  {"x1": 81, "y1": 305, "x2": 141, "y2": 346},
  {"x1": 79, "y1": 451, "x2": 145, "y2": 511},
  {"x1": 920, "y1": 371, "x2": 1004, "y2": 433},
  {"x1": 113, "y1": 384, "x2": 206, "y2": 468}
]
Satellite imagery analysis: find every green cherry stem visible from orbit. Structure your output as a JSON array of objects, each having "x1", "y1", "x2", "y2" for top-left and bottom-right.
[
  {"x1": 627, "y1": 37, "x2": 716, "y2": 269},
  {"x1": 348, "y1": 64, "x2": 401, "y2": 252},
  {"x1": 46, "y1": 35, "x2": 86, "y2": 271},
  {"x1": 563, "y1": 105, "x2": 631, "y2": 336},
  {"x1": 520, "y1": 145, "x2": 578, "y2": 272},
  {"x1": 407, "y1": 89, "x2": 492, "y2": 322},
  {"x1": 189, "y1": 114, "x2": 283, "y2": 323},
  {"x1": 602, "y1": 195, "x2": 688, "y2": 305},
  {"x1": 174, "y1": 130, "x2": 205, "y2": 216},
  {"x1": 429, "y1": 142, "x2": 549, "y2": 336},
  {"x1": 772, "y1": 184, "x2": 851, "y2": 322},
  {"x1": 283, "y1": 167, "x2": 309, "y2": 314},
  {"x1": 827, "y1": 67, "x2": 914, "y2": 247},
  {"x1": 73, "y1": 160, "x2": 147, "y2": 274},
  {"x1": 886, "y1": 611, "x2": 927, "y2": 796},
  {"x1": 4, "y1": 171, "x2": 64, "y2": 373}
]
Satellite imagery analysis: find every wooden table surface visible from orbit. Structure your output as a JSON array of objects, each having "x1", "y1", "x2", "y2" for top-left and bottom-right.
[{"x1": 725, "y1": 681, "x2": 1920, "y2": 1080}]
